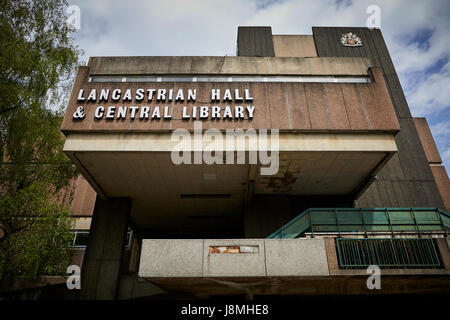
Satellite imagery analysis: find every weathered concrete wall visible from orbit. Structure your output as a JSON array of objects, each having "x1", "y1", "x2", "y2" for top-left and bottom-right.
[
  {"x1": 139, "y1": 239, "x2": 203, "y2": 277},
  {"x1": 88, "y1": 56, "x2": 370, "y2": 76},
  {"x1": 265, "y1": 239, "x2": 329, "y2": 276},
  {"x1": 139, "y1": 238, "x2": 330, "y2": 278}
]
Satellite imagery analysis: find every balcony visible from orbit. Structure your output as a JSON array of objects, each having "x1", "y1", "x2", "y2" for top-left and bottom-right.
[{"x1": 138, "y1": 208, "x2": 450, "y2": 296}]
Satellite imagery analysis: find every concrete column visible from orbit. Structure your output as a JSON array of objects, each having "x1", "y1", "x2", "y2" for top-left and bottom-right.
[{"x1": 80, "y1": 196, "x2": 131, "y2": 300}]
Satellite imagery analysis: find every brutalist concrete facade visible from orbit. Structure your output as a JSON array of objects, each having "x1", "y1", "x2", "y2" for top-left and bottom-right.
[{"x1": 60, "y1": 26, "x2": 450, "y2": 299}]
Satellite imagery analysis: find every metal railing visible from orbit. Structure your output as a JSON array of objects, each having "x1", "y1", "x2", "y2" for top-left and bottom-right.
[
  {"x1": 267, "y1": 208, "x2": 450, "y2": 239},
  {"x1": 336, "y1": 238, "x2": 442, "y2": 269}
]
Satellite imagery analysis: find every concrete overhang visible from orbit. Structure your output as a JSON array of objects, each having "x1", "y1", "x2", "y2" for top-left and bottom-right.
[
  {"x1": 63, "y1": 132, "x2": 396, "y2": 230},
  {"x1": 62, "y1": 55, "x2": 400, "y2": 231}
]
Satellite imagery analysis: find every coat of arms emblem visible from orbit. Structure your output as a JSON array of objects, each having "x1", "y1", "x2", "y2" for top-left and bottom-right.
[{"x1": 340, "y1": 32, "x2": 362, "y2": 47}]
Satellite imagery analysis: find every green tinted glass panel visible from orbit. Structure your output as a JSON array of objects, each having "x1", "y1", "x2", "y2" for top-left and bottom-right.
[
  {"x1": 442, "y1": 214, "x2": 450, "y2": 228},
  {"x1": 337, "y1": 211, "x2": 363, "y2": 224},
  {"x1": 365, "y1": 225, "x2": 391, "y2": 231},
  {"x1": 363, "y1": 211, "x2": 388, "y2": 224},
  {"x1": 267, "y1": 208, "x2": 449, "y2": 238},
  {"x1": 310, "y1": 211, "x2": 335, "y2": 224},
  {"x1": 281, "y1": 214, "x2": 310, "y2": 238},
  {"x1": 339, "y1": 225, "x2": 365, "y2": 232},
  {"x1": 391, "y1": 225, "x2": 416, "y2": 231},
  {"x1": 389, "y1": 211, "x2": 414, "y2": 224},
  {"x1": 313, "y1": 225, "x2": 338, "y2": 232}
]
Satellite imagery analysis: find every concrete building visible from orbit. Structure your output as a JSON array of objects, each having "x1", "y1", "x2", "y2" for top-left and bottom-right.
[{"x1": 62, "y1": 26, "x2": 450, "y2": 299}]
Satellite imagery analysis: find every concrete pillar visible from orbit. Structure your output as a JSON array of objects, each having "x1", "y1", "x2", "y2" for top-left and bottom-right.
[{"x1": 80, "y1": 197, "x2": 131, "y2": 300}]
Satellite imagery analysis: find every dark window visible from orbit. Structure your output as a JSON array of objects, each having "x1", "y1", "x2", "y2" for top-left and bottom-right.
[{"x1": 70, "y1": 231, "x2": 89, "y2": 248}]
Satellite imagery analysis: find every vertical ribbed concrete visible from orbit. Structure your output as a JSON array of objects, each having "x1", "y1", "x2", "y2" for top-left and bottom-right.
[
  {"x1": 80, "y1": 197, "x2": 130, "y2": 300},
  {"x1": 237, "y1": 26, "x2": 275, "y2": 57}
]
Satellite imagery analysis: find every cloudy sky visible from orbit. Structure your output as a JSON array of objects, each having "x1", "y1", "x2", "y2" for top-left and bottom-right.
[{"x1": 68, "y1": 0, "x2": 450, "y2": 169}]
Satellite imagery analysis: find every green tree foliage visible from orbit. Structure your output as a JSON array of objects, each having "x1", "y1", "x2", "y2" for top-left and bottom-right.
[{"x1": 0, "y1": 0, "x2": 81, "y2": 285}]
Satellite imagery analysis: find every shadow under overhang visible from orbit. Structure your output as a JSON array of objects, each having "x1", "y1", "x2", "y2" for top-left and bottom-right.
[{"x1": 63, "y1": 132, "x2": 397, "y2": 230}]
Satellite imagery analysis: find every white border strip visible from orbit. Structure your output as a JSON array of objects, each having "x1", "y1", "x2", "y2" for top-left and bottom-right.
[
  {"x1": 90, "y1": 75, "x2": 370, "y2": 84},
  {"x1": 64, "y1": 133, "x2": 397, "y2": 153}
]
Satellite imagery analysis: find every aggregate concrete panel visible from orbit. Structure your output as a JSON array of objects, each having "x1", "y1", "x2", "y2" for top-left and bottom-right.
[
  {"x1": 139, "y1": 238, "x2": 333, "y2": 279},
  {"x1": 414, "y1": 117, "x2": 442, "y2": 164},
  {"x1": 190, "y1": 56, "x2": 228, "y2": 74},
  {"x1": 273, "y1": 35, "x2": 317, "y2": 58},
  {"x1": 222, "y1": 56, "x2": 258, "y2": 74},
  {"x1": 87, "y1": 56, "x2": 370, "y2": 76},
  {"x1": 264, "y1": 239, "x2": 330, "y2": 276},
  {"x1": 254, "y1": 57, "x2": 310, "y2": 75},
  {"x1": 139, "y1": 239, "x2": 204, "y2": 278},
  {"x1": 309, "y1": 56, "x2": 367, "y2": 75}
]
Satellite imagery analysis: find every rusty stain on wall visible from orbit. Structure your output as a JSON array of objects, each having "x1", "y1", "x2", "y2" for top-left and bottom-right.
[{"x1": 209, "y1": 246, "x2": 259, "y2": 254}]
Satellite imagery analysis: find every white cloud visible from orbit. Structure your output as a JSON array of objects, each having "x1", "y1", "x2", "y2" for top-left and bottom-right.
[
  {"x1": 407, "y1": 61, "x2": 450, "y2": 116},
  {"x1": 430, "y1": 120, "x2": 450, "y2": 166},
  {"x1": 440, "y1": 147, "x2": 450, "y2": 168},
  {"x1": 71, "y1": 0, "x2": 258, "y2": 58},
  {"x1": 431, "y1": 121, "x2": 450, "y2": 137}
]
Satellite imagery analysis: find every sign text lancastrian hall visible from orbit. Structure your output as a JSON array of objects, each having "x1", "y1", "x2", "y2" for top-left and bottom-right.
[{"x1": 74, "y1": 88, "x2": 255, "y2": 121}]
